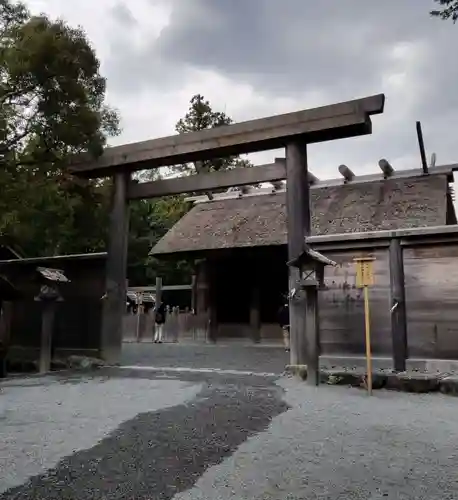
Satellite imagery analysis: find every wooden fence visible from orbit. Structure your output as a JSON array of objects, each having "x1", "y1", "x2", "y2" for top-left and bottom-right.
[{"x1": 123, "y1": 308, "x2": 209, "y2": 343}]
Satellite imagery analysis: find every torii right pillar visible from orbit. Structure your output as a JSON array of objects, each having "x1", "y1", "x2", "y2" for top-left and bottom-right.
[{"x1": 285, "y1": 141, "x2": 316, "y2": 383}]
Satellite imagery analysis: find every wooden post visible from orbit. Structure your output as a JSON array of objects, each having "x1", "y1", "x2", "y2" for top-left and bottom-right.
[
  {"x1": 305, "y1": 284, "x2": 320, "y2": 385},
  {"x1": 155, "y1": 277, "x2": 163, "y2": 307},
  {"x1": 101, "y1": 171, "x2": 130, "y2": 364},
  {"x1": 191, "y1": 274, "x2": 197, "y2": 313},
  {"x1": 355, "y1": 257, "x2": 375, "y2": 395},
  {"x1": 195, "y1": 261, "x2": 208, "y2": 314},
  {"x1": 0, "y1": 301, "x2": 12, "y2": 378},
  {"x1": 389, "y1": 238, "x2": 407, "y2": 372},
  {"x1": 250, "y1": 285, "x2": 261, "y2": 343},
  {"x1": 135, "y1": 293, "x2": 142, "y2": 342},
  {"x1": 286, "y1": 141, "x2": 317, "y2": 379},
  {"x1": 207, "y1": 260, "x2": 218, "y2": 342},
  {"x1": 363, "y1": 285, "x2": 373, "y2": 395},
  {"x1": 39, "y1": 303, "x2": 56, "y2": 373}
]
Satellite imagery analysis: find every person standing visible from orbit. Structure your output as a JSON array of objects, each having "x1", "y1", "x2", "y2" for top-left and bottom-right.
[
  {"x1": 278, "y1": 298, "x2": 290, "y2": 352},
  {"x1": 154, "y1": 301, "x2": 167, "y2": 343}
]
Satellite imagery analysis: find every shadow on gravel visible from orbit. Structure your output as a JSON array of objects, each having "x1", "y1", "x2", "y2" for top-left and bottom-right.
[{"x1": 1, "y1": 377, "x2": 289, "y2": 500}]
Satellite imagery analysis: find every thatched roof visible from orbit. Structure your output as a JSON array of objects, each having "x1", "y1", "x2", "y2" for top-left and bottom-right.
[{"x1": 151, "y1": 174, "x2": 451, "y2": 256}]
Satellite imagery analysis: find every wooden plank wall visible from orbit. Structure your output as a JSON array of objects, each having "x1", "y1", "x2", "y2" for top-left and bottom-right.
[
  {"x1": 404, "y1": 243, "x2": 458, "y2": 359},
  {"x1": 319, "y1": 248, "x2": 391, "y2": 356}
]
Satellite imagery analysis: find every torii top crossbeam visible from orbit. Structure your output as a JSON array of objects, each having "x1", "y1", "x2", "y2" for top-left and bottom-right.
[{"x1": 68, "y1": 94, "x2": 385, "y2": 178}]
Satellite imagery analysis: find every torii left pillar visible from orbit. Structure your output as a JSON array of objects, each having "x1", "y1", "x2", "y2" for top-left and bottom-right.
[{"x1": 101, "y1": 171, "x2": 131, "y2": 364}]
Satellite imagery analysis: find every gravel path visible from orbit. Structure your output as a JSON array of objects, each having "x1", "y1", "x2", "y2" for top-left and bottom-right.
[
  {"x1": 4, "y1": 365, "x2": 458, "y2": 499},
  {"x1": 0, "y1": 374, "x2": 202, "y2": 495},
  {"x1": 174, "y1": 377, "x2": 458, "y2": 500},
  {"x1": 0, "y1": 369, "x2": 287, "y2": 499},
  {"x1": 121, "y1": 343, "x2": 289, "y2": 374}
]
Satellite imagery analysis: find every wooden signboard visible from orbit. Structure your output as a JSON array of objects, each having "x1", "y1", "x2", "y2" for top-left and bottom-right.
[
  {"x1": 354, "y1": 257, "x2": 376, "y2": 395},
  {"x1": 355, "y1": 257, "x2": 375, "y2": 288}
]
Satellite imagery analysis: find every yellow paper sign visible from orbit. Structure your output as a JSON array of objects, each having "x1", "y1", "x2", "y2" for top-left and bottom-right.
[{"x1": 354, "y1": 257, "x2": 375, "y2": 288}]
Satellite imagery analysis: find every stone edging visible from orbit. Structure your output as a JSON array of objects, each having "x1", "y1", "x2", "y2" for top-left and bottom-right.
[{"x1": 284, "y1": 365, "x2": 458, "y2": 395}]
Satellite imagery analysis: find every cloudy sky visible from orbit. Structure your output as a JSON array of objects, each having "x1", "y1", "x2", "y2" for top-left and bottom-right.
[{"x1": 24, "y1": 0, "x2": 458, "y2": 179}]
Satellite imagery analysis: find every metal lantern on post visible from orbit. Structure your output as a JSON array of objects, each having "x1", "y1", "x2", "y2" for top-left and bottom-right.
[
  {"x1": 34, "y1": 267, "x2": 69, "y2": 373},
  {"x1": 287, "y1": 245, "x2": 336, "y2": 386}
]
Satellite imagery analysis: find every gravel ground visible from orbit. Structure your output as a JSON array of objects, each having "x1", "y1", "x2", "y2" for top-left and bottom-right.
[
  {"x1": 3, "y1": 362, "x2": 458, "y2": 499},
  {"x1": 121, "y1": 342, "x2": 289, "y2": 374},
  {"x1": 174, "y1": 377, "x2": 458, "y2": 500},
  {"x1": 0, "y1": 373, "x2": 202, "y2": 495},
  {"x1": 0, "y1": 369, "x2": 287, "y2": 499}
]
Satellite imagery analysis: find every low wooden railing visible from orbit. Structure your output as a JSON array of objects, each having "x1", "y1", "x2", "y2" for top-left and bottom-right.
[{"x1": 123, "y1": 309, "x2": 209, "y2": 343}]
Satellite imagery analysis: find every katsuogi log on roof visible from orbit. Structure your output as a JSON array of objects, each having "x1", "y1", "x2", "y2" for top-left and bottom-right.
[{"x1": 151, "y1": 173, "x2": 452, "y2": 257}]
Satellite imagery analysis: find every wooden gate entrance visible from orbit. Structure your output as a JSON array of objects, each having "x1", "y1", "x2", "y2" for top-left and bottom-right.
[{"x1": 68, "y1": 93, "x2": 385, "y2": 385}]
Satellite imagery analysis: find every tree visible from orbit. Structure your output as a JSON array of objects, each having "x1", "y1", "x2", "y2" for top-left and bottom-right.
[
  {"x1": 0, "y1": 0, "x2": 119, "y2": 164},
  {"x1": 431, "y1": 0, "x2": 458, "y2": 22},
  {"x1": 0, "y1": 0, "x2": 120, "y2": 256},
  {"x1": 174, "y1": 94, "x2": 252, "y2": 176},
  {"x1": 127, "y1": 168, "x2": 192, "y2": 286},
  {"x1": 140, "y1": 95, "x2": 256, "y2": 287}
]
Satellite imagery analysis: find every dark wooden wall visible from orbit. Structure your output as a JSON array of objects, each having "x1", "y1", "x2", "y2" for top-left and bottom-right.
[
  {"x1": 2, "y1": 257, "x2": 106, "y2": 355},
  {"x1": 319, "y1": 249, "x2": 391, "y2": 356},
  {"x1": 404, "y1": 243, "x2": 458, "y2": 359},
  {"x1": 192, "y1": 239, "x2": 458, "y2": 361},
  {"x1": 318, "y1": 241, "x2": 458, "y2": 360}
]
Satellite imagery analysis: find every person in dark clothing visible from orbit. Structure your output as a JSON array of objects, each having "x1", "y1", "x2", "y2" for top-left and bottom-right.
[
  {"x1": 154, "y1": 302, "x2": 166, "y2": 343},
  {"x1": 278, "y1": 298, "x2": 290, "y2": 352}
]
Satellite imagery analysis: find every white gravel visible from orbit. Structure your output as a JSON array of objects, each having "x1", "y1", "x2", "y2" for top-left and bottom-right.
[
  {"x1": 0, "y1": 375, "x2": 202, "y2": 494},
  {"x1": 173, "y1": 378, "x2": 458, "y2": 500}
]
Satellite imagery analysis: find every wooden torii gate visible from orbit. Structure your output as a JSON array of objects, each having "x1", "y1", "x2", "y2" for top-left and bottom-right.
[{"x1": 68, "y1": 93, "x2": 385, "y2": 383}]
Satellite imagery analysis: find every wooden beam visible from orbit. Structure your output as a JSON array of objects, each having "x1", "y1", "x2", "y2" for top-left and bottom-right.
[
  {"x1": 307, "y1": 224, "x2": 458, "y2": 245},
  {"x1": 69, "y1": 94, "x2": 385, "y2": 177},
  {"x1": 389, "y1": 239, "x2": 407, "y2": 372},
  {"x1": 379, "y1": 159, "x2": 394, "y2": 177},
  {"x1": 274, "y1": 157, "x2": 318, "y2": 184},
  {"x1": 127, "y1": 162, "x2": 287, "y2": 200},
  {"x1": 128, "y1": 284, "x2": 192, "y2": 292},
  {"x1": 185, "y1": 165, "x2": 455, "y2": 204},
  {"x1": 270, "y1": 180, "x2": 285, "y2": 190},
  {"x1": 338, "y1": 164, "x2": 355, "y2": 182},
  {"x1": 100, "y1": 172, "x2": 130, "y2": 364},
  {"x1": 308, "y1": 172, "x2": 319, "y2": 185}
]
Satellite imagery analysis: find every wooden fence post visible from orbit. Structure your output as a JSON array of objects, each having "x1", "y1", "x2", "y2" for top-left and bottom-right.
[
  {"x1": 250, "y1": 285, "x2": 261, "y2": 343},
  {"x1": 39, "y1": 302, "x2": 56, "y2": 373},
  {"x1": 389, "y1": 238, "x2": 407, "y2": 372}
]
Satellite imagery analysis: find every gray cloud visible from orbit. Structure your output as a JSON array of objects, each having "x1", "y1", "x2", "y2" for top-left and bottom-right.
[
  {"x1": 109, "y1": 2, "x2": 137, "y2": 28},
  {"x1": 102, "y1": 0, "x2": 458, "y2": 172},
  {"x1": 155, "y1": 1, "x2": 432, "y2": 96}
]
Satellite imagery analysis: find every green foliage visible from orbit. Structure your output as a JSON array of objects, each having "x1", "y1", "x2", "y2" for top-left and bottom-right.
[
  {"x1": 0, "y1": 2, "x2": 249, "y2": 292},
  {"x1": 0, "y1": 0, "x2": 119, "y2": 163},
  {"x1": 431, "y1": 0, "x2": 458, "y2": 22},
  {"x1": 139, "y1": 94, "x2": 253, "y2": 286},
  {"x1": 0, "y1": 0, "x2": 119, "y2": 256},
  {"x1": 173, "y1": 94, "x2": 252, "y2": 175},
  {"x1": 128, "y1": 196, "x2": 193, "y2": 285}
]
